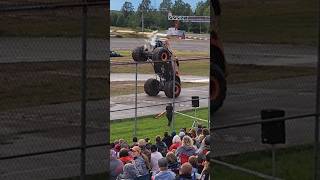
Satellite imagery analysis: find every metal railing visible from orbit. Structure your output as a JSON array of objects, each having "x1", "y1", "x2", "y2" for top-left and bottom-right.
[{"x1": 0, "y1": 1, "x2": 109, "y2": 180}]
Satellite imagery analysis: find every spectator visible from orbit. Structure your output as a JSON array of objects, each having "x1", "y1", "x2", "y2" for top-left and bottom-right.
[
  {"x1": 132, "y1": 137, "x2": 138, "y2": 147},
  {"x1": 150, "y1": 145, "x2": 163, "y2": 176},
  {"x1": 189, "y1": 128, "x2": 197, "y2": 139},
  {"x1": 119, "y1": 148, "x2": 133, "y2": 165},
  {"x1": 154, "y1": 158, "x2": 176, "y2": 180},
  {"x1": 110, "y1": 149, "x2": 123, "y2": 180},
  {"x1": 120, "y1": 142, "x2": 130, "y2": 149},
  {"x1": 169, "y1": 135, "x2": 182, "y2": 152},
  {"x1": 119, "y1": 139, "x2": 125, "y2": 145},
  {"x1": 175, "y1": 136, "x2": 196, "y2": 164},
  {"x1": 131, "y1": 146, "x2": 150, "y2": 176},
  {"x1": 162, "y1": 131, "x2": 172, "y2": 148},
  {"x1": 171, "y1": 131, "x2": 177, "y2": 138},
  {"x1": 202, "y1": 128, "x2": 209, "y2": 137},
  {"x1": 177, "y1": 162, "x2": 193, "y2": 180},
  {"x1": 196, "y1": 128, "x2": 202, "y2": 138},
  {"x1": 166, "y1": 152, "x2": 180, "y2": 175},
  {"x1": 133, "y1": 137, "x2": 138, "y2": 143},
  {"x1": 179, "y1": 131, "x2": 185, "y2": 139},
  {"x1": 138, "y1": 139, "x2": 151, "y2": 163},
  {"x1": 156, "y1": 135, "x2": 168, "y2": 157},
  {"x1": 197, "y1": 135, "x2": 210, "y2": 164},
  {"x1": 199, "y1": 151, "x2": 211, "y2": 180},
  {"x1": 116, "y1": 163, "x2": 139, "y2": 180},
  {"x1": 189, "y1": 156, "x2": 201, "y2": 179},
  {"x1": 114, "y1": 143, "x2": 121, "y2": 154}
]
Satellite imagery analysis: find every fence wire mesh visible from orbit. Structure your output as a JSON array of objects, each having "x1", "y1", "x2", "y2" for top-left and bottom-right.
[
  {"x1": 0, "y1": 1, "x2": 109, "y2": 179},
  {"x1": 211, "y1": 0, "x2": 319, "y2": 179}
]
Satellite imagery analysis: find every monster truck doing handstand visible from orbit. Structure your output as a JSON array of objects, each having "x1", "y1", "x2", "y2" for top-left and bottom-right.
[{"x1": 132, "y1": 38, "x2": 181, "y2": 98}]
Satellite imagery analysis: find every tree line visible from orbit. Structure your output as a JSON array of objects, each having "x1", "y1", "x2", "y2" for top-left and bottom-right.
[{"x1": 111, "y1": 0, "x2": 210, "y2": 33}]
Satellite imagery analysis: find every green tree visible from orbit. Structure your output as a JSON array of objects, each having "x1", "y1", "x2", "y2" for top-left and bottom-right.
[
  {"x1": 172, "y1": 0, "x2": 192, "y2": 15},
  {"x1": 121, "y1": 1, "x2": 134, "y2": 17},
  {"x1": 171, "y1": 0, "x2": 193, "y2": 31},
  {"x1": 116, "y1": 14, "x2": 126, "y2": 27},
  {"x1": 159, "y1": 0, "x2": 172, "y2": 11},
  {"x1": 138, "y1": 0, "x2": 152, "y2": 12}
]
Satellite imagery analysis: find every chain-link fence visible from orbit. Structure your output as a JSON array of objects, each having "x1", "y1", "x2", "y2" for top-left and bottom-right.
[
  {"x1": 211, "y1": 0, "x2": 320, "y2": 179},
  {"x1": 110, "y1": 56, "x2": 210, "y2": 141},
  {"x1": 0, "y1": 1, "x2": 109, "y2": 179}
]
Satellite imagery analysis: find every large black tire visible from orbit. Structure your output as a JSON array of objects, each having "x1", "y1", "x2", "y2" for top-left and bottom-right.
[
  {"x1": 164, "y1": 80, "x2": 181, "y2": 98},
  {"x1": 144, "y1": 78, "x2": 160, "y2": 96},
  {"x1": 210, "y1": 64, "x2": 227, "y2": 113},
  {"x1": 211, "y1": 46, "x2": 226, "y2": 74},
  {"x1": 152, "y1": 47, "x2": 171, "y2": 62},
  {"x1": 132, "y1": 46, "x2": 148, "y2": 62}
]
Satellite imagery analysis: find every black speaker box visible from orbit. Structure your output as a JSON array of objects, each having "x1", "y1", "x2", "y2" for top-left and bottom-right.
[
  {"x1": 261, "y1": 109, "x2": 286, "y2": 144},
  {"x1": 192, "y1": 96, "x2": 199, "y2": 107}
]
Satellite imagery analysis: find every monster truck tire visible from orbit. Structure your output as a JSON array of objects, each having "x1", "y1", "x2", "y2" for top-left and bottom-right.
[
  {"x1": 210, "y1": 64, "x2": 227, "y2": 113},
  {"x1": 132, "y1": 46, "x2": 148, "y2": 62},
  {"x1": 164, "y1": 80, "x2": 181, "y2": 98},
  {"x1": 152, "y1": 47, "x2": 171, "y2": 62},
  {"x1": 211, "y1": 46, "x2": 226, "y2": 74},
  {"x1": 144, "y1": 78, "x2": 160, "y2": 96}
]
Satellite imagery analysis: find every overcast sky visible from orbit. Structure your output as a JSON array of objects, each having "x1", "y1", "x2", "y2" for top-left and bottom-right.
[{"x1": 110, "y1": 0, "x2": 205, "y2": 11}]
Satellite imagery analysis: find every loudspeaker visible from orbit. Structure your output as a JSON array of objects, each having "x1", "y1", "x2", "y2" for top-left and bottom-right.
[
  {"x1": 261, "y1": 109, "x2": 286, "y2": 144},
  {"x1": 192, "y1": 96, "x2": 199, "y2": 107}
]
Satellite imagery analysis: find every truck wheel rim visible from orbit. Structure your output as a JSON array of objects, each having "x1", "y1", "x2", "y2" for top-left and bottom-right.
[
  {"x1": 161, "y1": 52, "x2": 168, "y2": 61},
  {"x1": 211, "y1": 78, "x2": 220, "y2": 100}
]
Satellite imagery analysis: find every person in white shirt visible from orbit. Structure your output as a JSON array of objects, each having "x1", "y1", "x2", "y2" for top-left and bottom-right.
[{"x1": 150, "y1": 144, "x2": 163, "y2": 176}]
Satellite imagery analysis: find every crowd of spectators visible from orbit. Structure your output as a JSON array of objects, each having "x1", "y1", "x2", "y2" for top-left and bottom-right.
[{"x1": 110, "y1": 125, "x2": 211, "y2": 180}]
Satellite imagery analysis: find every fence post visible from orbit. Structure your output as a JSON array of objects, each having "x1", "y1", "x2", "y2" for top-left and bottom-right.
[
  {"x1": 172, "y1": 58, "x2": 176, "y2": 132},
  {"x1": 315, "y1": 1, "x2": 320, "y2": 179},
  {"x1": 134, "y1": 62, "x2": 138, "y2": 137},
  {"x1": 80, "y1": 1, "x2": 88, "y2": 180}
]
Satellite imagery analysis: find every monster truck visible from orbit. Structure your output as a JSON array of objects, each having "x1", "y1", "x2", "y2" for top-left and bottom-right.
[
  {"x1": 211, "y1": 30, "x2": 227, "y2": 112},
  {"x1": 132, "y1": 39, "x2": 181, "y2": 98}
]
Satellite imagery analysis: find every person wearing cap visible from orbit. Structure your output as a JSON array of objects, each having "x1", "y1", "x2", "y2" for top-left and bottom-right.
[
  {"x1": 131, "y1": 146, "x2": 150, "y2": 176},
  {"x1": 154, "y1": 158, "x2": 176, "y2": 180},
  {"x1": 175, "y1": 136, "x2": 196, "y2": 164}
]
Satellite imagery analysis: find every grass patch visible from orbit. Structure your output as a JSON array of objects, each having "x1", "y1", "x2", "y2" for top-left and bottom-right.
[
  {"x1": 221, "y1": 0, "x2": 318, "y2": 45},
  {"x1": 110, "y1": 108, "x2": 209, "y2": 142},
  {"x1": 0, "y1": 9, "x2": 108, "y2": 38},
  {"x1": 214, "y1": 145, "x2": 313, "y2": 180}
]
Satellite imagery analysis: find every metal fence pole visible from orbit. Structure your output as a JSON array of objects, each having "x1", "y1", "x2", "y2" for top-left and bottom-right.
[
  {"x1": 80, "y1": 1, "x2": 88, "y2": 180},
  {"x1": 272, "y1": 145, "x2": 276, "y2": 178},
  {"x1": 134, "y1": 62, "x2": 138, "y2": 137},
  {"x1": 172, "y1": 58, "x2": 176, "y2": 132},
  {"x1": 315, "y1": 1, "x2": 320, "y2": 178}
]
